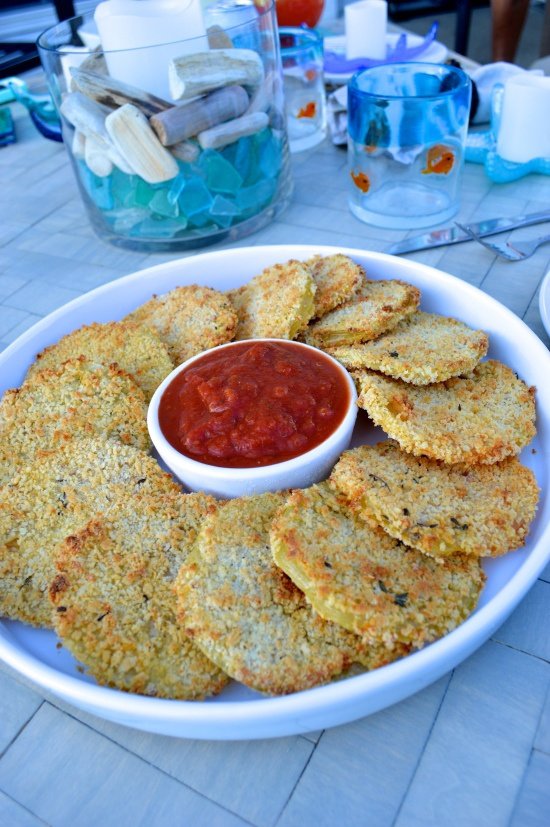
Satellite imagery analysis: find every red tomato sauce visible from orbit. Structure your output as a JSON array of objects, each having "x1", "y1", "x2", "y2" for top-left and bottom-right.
[{"x1": 158, "y1": 340, "x2": 351, "y2": 468}]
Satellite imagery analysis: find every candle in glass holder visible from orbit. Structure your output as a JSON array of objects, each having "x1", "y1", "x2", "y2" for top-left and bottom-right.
[
  {"x1": 345, "y1": 0, "x2": 387, "y2": 60},
  {"x1": 94, "y1": 0, "x2": 208, "y2": 101}
]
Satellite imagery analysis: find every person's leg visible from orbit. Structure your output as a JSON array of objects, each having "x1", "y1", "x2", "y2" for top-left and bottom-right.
[
  {"x1": 491, "y1": 0, "x2": 530, "y2": 61},
  {"x1": 540, "y1": 0, "x2": 550, "y2": 57}
]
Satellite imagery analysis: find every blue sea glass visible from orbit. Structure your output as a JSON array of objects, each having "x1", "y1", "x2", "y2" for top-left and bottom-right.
[
  {"x1": 149, "y1": 189, "x2": 180, "y2": 218},
  {"x1": 179, "y1": 178, "x2": 213, "y2": 217},
  {"x1": 199, "y1": 150, "x2": 243, "y2": 195}
]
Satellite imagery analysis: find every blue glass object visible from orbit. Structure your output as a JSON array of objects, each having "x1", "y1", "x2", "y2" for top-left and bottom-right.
[{"x1": 348, "y1": 62, "x2": 471, "y2": 229}]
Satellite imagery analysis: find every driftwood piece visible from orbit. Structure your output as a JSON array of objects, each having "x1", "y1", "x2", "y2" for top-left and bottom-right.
[
  {"x1": 169, "y1": 49, "x2": 264, "y2": 100},
  {"x1": 198, "y1": 111, "x2": 268, "y2": 149},
  {"x1": 79, "y1": 48, "x2": 108, "y2": 77},
  {"x1": 170, "y1": 140, "x2": 200, "y2": 163},
  {"x1": 72, "y1": 130, "x2": 86, "y2": 158},
  {"x1": 150, "y1": 85, "x2": 249, "y2": 146},
  {"x1": 207, "y1": 24, "x2": 233, "y2": 49},
  {"x1": 60, "y1": 92, "x2": 112, "y2": 149},
  {"x1": 105, "y1": 104, "x2": 179, "y2": 184},
  {"x1": 84, "y1": 135, "x2": 113, "y2": 177},
  {"x1": 70, "y1": 67, "x2": 171, "y2": 118}
]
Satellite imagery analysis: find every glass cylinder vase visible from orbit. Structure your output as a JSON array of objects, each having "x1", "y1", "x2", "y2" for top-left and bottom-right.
[{"x1": 37, "y1": 1, "x2": 293, "y2": 252}]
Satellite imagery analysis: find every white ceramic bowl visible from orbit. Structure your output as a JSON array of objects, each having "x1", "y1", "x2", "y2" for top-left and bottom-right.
[{"x1": 148, "y1": 339, "x2": 358, "y2": 498}]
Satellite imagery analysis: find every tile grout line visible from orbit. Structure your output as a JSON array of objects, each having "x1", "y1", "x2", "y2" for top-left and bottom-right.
[
  {"x1": 272, "y1": 733, "x2": 321, "y2": 826},
  {"x1": 490, "y1": 637, "x2": 550, "y2": 665},
  {"x1": 506, "y1": 683, "x2": 550, "y2": 825},
  {"x1": 390, "y1": 671, "x2": 454, "y2": 827},
  {"x1": 0, "y1": 700, "x2": 45, "y2": 762},
  {"x1": 0, "y1": 783, "x2": 51, "y2": 826},
  {"x1": 41, "y1": 701, "x2": 259, "y2": 827}
]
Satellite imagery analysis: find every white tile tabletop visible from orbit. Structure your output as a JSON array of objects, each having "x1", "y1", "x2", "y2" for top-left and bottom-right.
[{"x1": 0, "y1": 92, "x2": 549, "y2": 827}]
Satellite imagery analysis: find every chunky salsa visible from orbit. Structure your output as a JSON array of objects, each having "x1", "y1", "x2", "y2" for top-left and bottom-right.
[{"x1": 158, "y1": 340, "x2": 351, "y2": 468}]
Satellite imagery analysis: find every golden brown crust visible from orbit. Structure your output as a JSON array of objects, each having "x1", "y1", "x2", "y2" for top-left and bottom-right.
[
  {"x1": 331, "y1": 441, "x2": 540, "y2": 558},
  {"x1": 304, "y1": 254, "x2": 365, "y2": 318},
  {"x1": 0, "y1": 356, "x2": 150, "y2": 484},
  {"x1": 50, "y1": 493, "x2": 227, "y2": 699},
  {"x1": 227, "y1": 260, "x2": 316, "y2": 340},
  {"x1": 271, "y1": 482, "x2": 486, "y2": 648},
  {"x1": 0, "y1": 438, "x2": 182, "y2": 627},
  {"x1": 126, "y1": 284, "x2": 237, "y2": 364},
  {"x1": 175, "y1": 493, "x2": 405, "y2": 695},
  {"x1": 328, "y1": 312, "x2": 489, "y2": 384},
  {"x1": 303, "y1": 279, "x2": 421, "y2": 348},
  {"x1": 354, "y1": 360, "x2": 537, "y2": 465},
  {"x1": 26, "y1": 321, "x2": 174, "y2": 402}
]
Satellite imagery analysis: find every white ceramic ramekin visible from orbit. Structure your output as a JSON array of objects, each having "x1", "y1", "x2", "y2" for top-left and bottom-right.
[{"x1": 147, "y1": 339, "x2": 358, "y2": 498}]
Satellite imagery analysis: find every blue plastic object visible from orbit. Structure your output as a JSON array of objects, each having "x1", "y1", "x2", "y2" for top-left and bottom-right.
[
  {"x1": 0, "y1": 77, "x2": 62, "y2": 142},
  {"x1": 324, "y1": 23, "x2": 438, "y2": 75},
  {"x1": 465, "y1": 84, "x2": 550, "y2": 182}
]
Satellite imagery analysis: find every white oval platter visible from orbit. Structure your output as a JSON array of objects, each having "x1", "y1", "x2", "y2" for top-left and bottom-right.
[{"x1": 0, "y1": 244, "x2": 548, "y2": 740}]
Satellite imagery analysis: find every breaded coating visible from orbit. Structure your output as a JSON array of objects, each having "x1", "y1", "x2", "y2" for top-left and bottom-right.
[
  {"x1": 355, "y1": 360, "x2": 536, "y2": 465},
  {"x1": 328, "y1": 312, "x2": 489, "y2": 384},
  {"x1": 304, "y1": 254, "x2": 365, "y2": 318},
  {"x1": 303, "y1": 279, "x2": 420, "y2": 348},
  {"x1": 126, "y1": 285, "x2": 237, "y2": 365},
  {"x1": 0, "y1": 356, "x2": 149, "y2": 482},
  {"x1": 331, "y1": 441, "x2": 540, "y2": 559},
  {"x1": 50, "y1": 492, "x2": 227, "y2": 699},
  {"x1": 26, "y1": 321, "x2": 174, "y2": 402},
  {"x1": 176, "y1": 493, "x2": 406, "y2": 695},
  {"x1": 227, "y1": 260, "x2": 316, "y2": 340},
  {"x1": 0, "y1": 438, "x2": 182, "y2": 627},
  {"x1": 271, "y1": 482, "x2": 485, "y2": 649}
]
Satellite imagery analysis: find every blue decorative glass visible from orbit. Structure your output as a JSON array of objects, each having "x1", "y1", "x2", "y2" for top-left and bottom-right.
[{"x1": 348, "y1": 62, "x2": 471, "y2": 229}]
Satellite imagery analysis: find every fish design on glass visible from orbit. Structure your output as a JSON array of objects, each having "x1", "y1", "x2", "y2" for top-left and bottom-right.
[
  {"x1": 422, "y1": 144, "x2": 455, "y2": 175},
  {"x1": 350, "y1": 170, "x2": 370, "y2": 192},
  {"x1": 297, "y1": 101, "x2": 317, "y2": 118}
]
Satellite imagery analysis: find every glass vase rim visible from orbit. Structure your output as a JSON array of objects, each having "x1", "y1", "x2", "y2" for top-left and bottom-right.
[
  {"x1": 349, "y1": 61, "x2": 471, "y2": 101},
  {"x1": 36, "y1": 1, "x2": 275, "y2": 55}
]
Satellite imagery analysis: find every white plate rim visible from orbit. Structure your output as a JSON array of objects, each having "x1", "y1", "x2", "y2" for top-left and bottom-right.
[{"x1": 0, "y1": 243, "x2": 549, "y2": 740}]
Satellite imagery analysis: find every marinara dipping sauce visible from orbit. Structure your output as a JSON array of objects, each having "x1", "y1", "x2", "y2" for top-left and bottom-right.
[{"x1": 158, "y1": 341, "x2": 351, "y2": 468}]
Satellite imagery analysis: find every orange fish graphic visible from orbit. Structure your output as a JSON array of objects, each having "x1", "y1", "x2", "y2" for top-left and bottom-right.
[
  {"x1": 350, "y1": 170, "x2": 370, "y2": 193},
  {"x1": 421, "y1": 144, "x2": 455, "y2": 175},
  {"x1": 297, "y1": 101, "x2": 317, "y2": 119},
  {"x1": 305, "y1": 68, "x2": 317, "y2": 82}
]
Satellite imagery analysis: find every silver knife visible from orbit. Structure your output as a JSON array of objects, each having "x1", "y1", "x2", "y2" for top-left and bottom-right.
[{"x1": 386, "y1": 210, "x2": 550, "y2": 255}]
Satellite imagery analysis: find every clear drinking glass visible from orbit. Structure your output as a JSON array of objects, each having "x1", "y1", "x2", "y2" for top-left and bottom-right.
[
  {"x1": 348, "y1": 62, "x2": 471, "y2": 229},
  {"x1": 37, "y1": 1, "x2": 292, "y2": 251},
  {"x1": 279, "y1": 27, "x2": 327, "y2": 153}
]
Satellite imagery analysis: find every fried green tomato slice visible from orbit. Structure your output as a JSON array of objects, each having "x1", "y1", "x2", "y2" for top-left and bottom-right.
[
  {"x1": 50, "y1": 492, "x2": 227, "y2": 699},
  {"x1": 304, "y1": 254, "x2": 365, "y2": 319},
  {"x1": 328, "y1": 312, "x2": 489, "y2": 385},
  {"x1": 303, "y1": 279, "x2": 420, "y2": 348},
  {"x1": 271, "y1": 482, "x2": 485, "y2": 649},
  {"x1": 126, "y1": 285, "x2": 237, "y2": 365},
  {"x1": 0, "y1": 356, "x2": 149, "y2": 484},
  {"x1": 354, "y1": 359, "x2": 537, "y2": 465},
  {"x1": 175, "y1": 492, "x2": 405, "y2": 695},
  {"x1": 0, "y1": 438, "x2": 183, "y2": 628},
  {"x1": 26, "y1": 321, "x2": 174, "y2": 402},
  {"x1": 331, "y1": 441, "x2": 540, "y2": 559},
  {"x1": 227, "y1": 260, "x2": 316, "y2": 340}
]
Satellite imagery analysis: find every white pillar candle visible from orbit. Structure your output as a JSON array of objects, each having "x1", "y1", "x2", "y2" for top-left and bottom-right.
[
  {"x1": 345, "y1": 0, "x2": 387, "y2": 61},
  {"x1": 496, "y1": 73, "x2": 550, "y2": 163},
  {"x1": 94, "y1": 0, "x2": 208, "y2": 101}
]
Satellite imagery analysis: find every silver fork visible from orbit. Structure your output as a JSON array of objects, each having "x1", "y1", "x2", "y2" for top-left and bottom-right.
[{"x1": 455, "y1": 222, "x2": 550, "y2": 261}]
